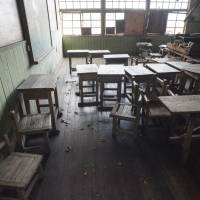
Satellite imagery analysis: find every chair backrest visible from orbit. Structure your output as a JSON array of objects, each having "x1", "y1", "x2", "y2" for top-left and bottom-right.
[
  {"x1": 10, "y1": 94, "x2": 26, "y2": 131},
  {"x1": 0, "y1": 135, "x2": 11, "y2": 162}
]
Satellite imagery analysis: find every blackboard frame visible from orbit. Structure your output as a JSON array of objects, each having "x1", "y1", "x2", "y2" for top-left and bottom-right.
[{"x1": 17, "y1": 0, "x2": 53, "y2": 64}]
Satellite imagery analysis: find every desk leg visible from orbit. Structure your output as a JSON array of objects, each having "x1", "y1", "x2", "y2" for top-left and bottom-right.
[
  {"x1": 90, "y1": 56, "x2": 93, "y2": 64},
  {"x1": 69, "y1": 56, "x2": 72, "y2": 74},
  {"x1": 86, "y1": 56, "x2": 88, "y2": 64},
  {"x1": 125, "y1": 59, "x2": 128, "y2": 66},
  {"x1": 96, "y1": 79, "x2": 98, "y2": 105},
  {"x1": 100, "y1": 81, "x2": 104, "y2": 110},
  {"x1": 182, "y1": 117, "x2": 193, "y2": 164},
  {"x1": 36, "y1": 100, "x2": 41, "y2": 113},
  {"x1": 48, "y1": 92, "x2": 59, "y2": 135},
  {"x1": 117, "y1": 81, "x2": 122, "y2": 102},
  {"x1": 24, "y1": 97, "x2": 31, "y2": 114},
  {"x1": 80, "y1": 78, "x2": 83, "y2": 105},
  {"x1": 54, "y1": 87, "x2": 61, "y2": 118}
]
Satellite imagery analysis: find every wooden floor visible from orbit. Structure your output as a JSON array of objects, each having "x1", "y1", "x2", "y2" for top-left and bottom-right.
[{"x1": 31, "y1": 58, "x2": 200, "y2": 200}]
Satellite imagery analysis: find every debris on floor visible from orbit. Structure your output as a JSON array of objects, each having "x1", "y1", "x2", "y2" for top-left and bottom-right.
[
  {"x1": 64, "y1": 146, "x2": 72, "y2": 153},
  {"x1": 61, "y1": 119, "x2": 70, "y2": 126},
  {"x1": 74, "y1": 111, "x2": 79, "y2": 115}
]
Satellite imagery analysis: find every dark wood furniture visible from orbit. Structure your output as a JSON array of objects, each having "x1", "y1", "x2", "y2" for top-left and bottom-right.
[
  {"x1": 159, "y1": 95, "x2": 200, "y2": 163},
  {"x1": 97, "y1": 65, "x2": 125, "y2": 111},
  {"x1": 77, "y1": 64, "x2": 99, "y2": 107},
  {"x1": 0, "y1": 135, "x2": 43, "y2": 200},
  {"x1": 110, "y1": 98, "x2": 142, "y2": 139},
  {"x1": 88, "y1": 50, "x2": 110, "y2": 64},
  {"x1": 103, "y1": 54, "x2": 130, "y2": 65},
  {"x1": 145, "y1": 63, "x2": 180, "y2": 83},
  {"x1": 124, "y1": 65, "x2": 155, "y2": 104},
  {"x1": 66, "y1": 50, "x2": 89, "y2": 74},
  {"x1": 17, "y1": 75, "x2": 60, "y2": 134},
  {"x1": 142, "y1": 77, "x2": 172, "y2": 132}
]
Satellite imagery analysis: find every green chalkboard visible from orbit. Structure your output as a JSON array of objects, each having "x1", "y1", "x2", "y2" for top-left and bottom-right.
[{"x1": 18, "y1": 0, "x2": 52, "y2": 64}]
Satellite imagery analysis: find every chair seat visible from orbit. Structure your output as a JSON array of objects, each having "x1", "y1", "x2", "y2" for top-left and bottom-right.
[
  {"x1": 148, "y1": 101, "x2": 171, "y2": 117},
  {"x1": 111, "y1": 103, "x2": 136, "y2": 121},
  {"x1": 0, "y1": 152, "x2": 42, "y2": 188},
  {"x1": 18, "y1": 113, "x2": 51, "y2": 133}
]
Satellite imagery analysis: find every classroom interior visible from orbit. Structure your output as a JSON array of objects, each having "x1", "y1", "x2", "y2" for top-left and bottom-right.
[{"x1": 1, "y1": 0, "x2": 200, "y2": 200}]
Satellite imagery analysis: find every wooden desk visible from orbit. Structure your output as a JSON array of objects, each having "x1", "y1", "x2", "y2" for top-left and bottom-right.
[
  {"x1": 104, "y1": 54, "x2": 130, "y2": 65},
  {"x1": 152, "y1": 57, "x2": 182, "y2": 63},
  {"x1": 98, "y1": 65, "x2": 125, "y2": 111},
  {"x1": 166, "y1": 61, "x2": 194, "y2": 70},
  {"x1": 159, "y1": 95, "x2": 200, "y2": 163},
  {"x1": 88, "y1": 50, "x2": 110, "y2": 64},
  {"x1": 17, "y1": 75, "x2": 60, "y2": 134},
  {"x1": 66, "y1": 50, "x2": 89, "y2": 74},
  {"x1": 124, "y1": 65, "x2": 155, "y2": 103},
  {"x1": 77, "y1": 64, "x2": 98, "y2": 107}
]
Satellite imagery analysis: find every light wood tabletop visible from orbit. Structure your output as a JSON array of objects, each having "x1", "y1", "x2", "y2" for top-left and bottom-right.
[
  {"x1": 98, "y1": 65, "x2": 125, "y2": 76},
  {"x1": 146, "y1": 63, "x2": 180, "y2": 74},
  {"x1": 159, "y1": 95, "x2": 200, "y2": 114},
  {"x1": 104, "y1": 54, "x2": 130, "y2": 59},
  {"x1": 76, "y1": 64, "x2": 98, "y2": 74},
  {"x1": 125, "y1": 65, "x2": 155, "y2": 77},
  {"x1": 17, "y1": 75, "x2": 57, "y2": 91}
]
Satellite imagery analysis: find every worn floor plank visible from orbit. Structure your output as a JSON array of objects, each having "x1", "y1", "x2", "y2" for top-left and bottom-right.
[{"x1": 31, "y1": 58, "x2": 200, "y2": 200}]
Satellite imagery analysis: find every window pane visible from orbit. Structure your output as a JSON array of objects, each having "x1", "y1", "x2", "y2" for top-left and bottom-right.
[
  {"x1": 73, "y1": 28, "x2": 81, "y2": 35},
  {"x1": 63, "y1": 13, "x2": 72, "y2": 20},
  {"x1": 91, "y1": 13, "x2": 101, "y2": 20},
  {"x1": 92, "y1": 28, "x2": 101, "y2": 34},
  {"x1": 82, "y1": 13, "x2": 91, "y2": 20},
  {"x1": 106, "y1": 20, "x2": 115, "y2": 27},
  {"x1": 106, "y1": 13, "x2": 115, "y2": 20},
  {"x1": 82, "y1": 20, "x2": 91, "y2": 27},
  {"x1": 63, "y1": 21, "x2": 72, "y2": 28},
  {"x1": 91, "y1": 21, "x2": 101, "y2": 27},
  {"x1": 116, "y1": 13, "x2": 124, "y2": 20},
  {"x1": 63, "y1": 28, "x2": 72, "y2": 35}
]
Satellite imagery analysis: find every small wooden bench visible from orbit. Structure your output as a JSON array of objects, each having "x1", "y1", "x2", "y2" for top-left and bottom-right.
[{"x1": 0, "y1": 135, "x2": 43, "y2": 200}]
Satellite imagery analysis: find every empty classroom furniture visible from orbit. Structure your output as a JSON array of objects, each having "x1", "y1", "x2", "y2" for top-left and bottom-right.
[
  {"x1": 142, "y1": 77, "x2": 172, "y2": 132},
  {"x1": 17, "y1": 75, "x2": 60, "y2": 134},
  {"x1": 103, "y1": 54, "x2": 130, "y2": 65},
  {"x1": 88, "y1": 50, "x2": 110, "y2": 64},
  {"x1": 10, "y1": 95, "x2": 51, "y2": 154},
  {"x1": 0, "y1": 135, "x2": 43, "y2": 200},
  {"x1": 131, "y1": 57, "x2": 156, "y2": 65},
  {"x1": 152, "y1": 57, "x2": 182, "y2": 63},
  {"x1": 110, "y1": 99, "x2": 142, "y2": 139},
  {"x1": 159, "y1": 95, "x2": 200, "y2": 163},
  {"x1": 97, "y1": 65, "x2": 125, "y2": 111},
  {"x1": 66, "y1": 49, "x2": 89, "y2": 74},
  {"x1": 124, "y1": 65, "x2": 155, "y2": 103},
  {"x1": 77, "y1": 64, "x2": 99, "y2": 107},
  {"x1": 145, "y1": 63, "x2": 180, "y2": 83}
]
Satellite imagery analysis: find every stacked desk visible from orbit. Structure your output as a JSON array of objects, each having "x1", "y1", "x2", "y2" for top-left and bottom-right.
[
  {"x1": 124, "y1": 65, "x2": 155, "y2": 103},
  {"x1": 98, "y1": 65, "x2": 125, "y2": 111},
  {"x1": 17, "y1": 75, "x2": 60, "y2": 134},
  {"x1": 88, "y1": 50, "x2": 110, "y2": 64},
  {"x1": 146, "y1": 63, "x2": 180, "y2": 83},
  {"x1": 159, "y1": 95, "x2": 200, "y2": 163},
  {"x1": 66, "y1": 50, "x2": 89, "y2": 74},
  {"x1": 77, "y1": 64, "x2": 98, "y2": 107}
]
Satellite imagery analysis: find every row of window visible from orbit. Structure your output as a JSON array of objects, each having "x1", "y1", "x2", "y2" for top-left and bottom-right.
[
  {"x1": 59, "y1": 0, "x2": 189, "y2": 10},
  {"x1": 62, "y1": 12, "x2": 186, "y2": 35}
]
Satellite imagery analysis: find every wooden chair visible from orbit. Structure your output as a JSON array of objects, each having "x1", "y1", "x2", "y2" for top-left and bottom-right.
[
  {"x1": 142, "y1": 77, "x2": 173, "y2": 131},
  {"x1": 110, "y1": 94, "x2": 143, "y2": 139},
  {"x1": 10, "y1": 95, "x2": 51, "y2": 154},
  {"x1": 0, "y1": 134, "x2": 43, "y2": 200}
]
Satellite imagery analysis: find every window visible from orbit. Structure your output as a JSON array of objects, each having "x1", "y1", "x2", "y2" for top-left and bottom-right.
[
  {"x1": 59, "y1": 0, "x2": 101, "y2": 9},
  {"x1": 105, "y1": 13, "x2": 125, "y2": 34},
  {"x1": 150, "y1": 0, "x2": 189, "y2": 10},
  {"x1": 63, "y1": 13, "x2": 101, "y2": 35},
  {"x1": 105, "y1": 0, "x2": 146, "y2": 9},
  {"x1": 166, "y1": 12, "x2": 186, "y2": 35}
]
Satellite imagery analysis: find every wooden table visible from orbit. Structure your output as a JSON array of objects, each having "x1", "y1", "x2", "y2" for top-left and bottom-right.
[
  {"x1": 17, "y1": 75, "x2": 60, "y2": 134},
  {"x1": 88, "y1": 50, "x2": 110, "y2": 64},
  {"x1": 98, "y1": 65, "x2": 125, "y2": 111},
  {"x1": 146, "y1": 63, "x2": 180, "y2": 82},
  {"x1": 66, "y1": 50, "x2": 89, "y2": 74},
  {"x1": 159, "y1": 95, "x2": 200, "y2": 163},
  {"x1": 124, "y1": 65, "x2": 155, "y2": 103},
  {"x1": 77, "y1": 64, "x2": 98, "y2": 107},
  {"x1": 152, "y1": 57, "x2": 182, "y2": 63},
  {"x1": 103, "y1": 54, "x2": 130, "y2": 65}
]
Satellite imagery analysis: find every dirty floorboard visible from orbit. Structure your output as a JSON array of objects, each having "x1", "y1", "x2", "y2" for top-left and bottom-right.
[{"x1": 31, "y1": 58, "x2": 200, "y2": 200}]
